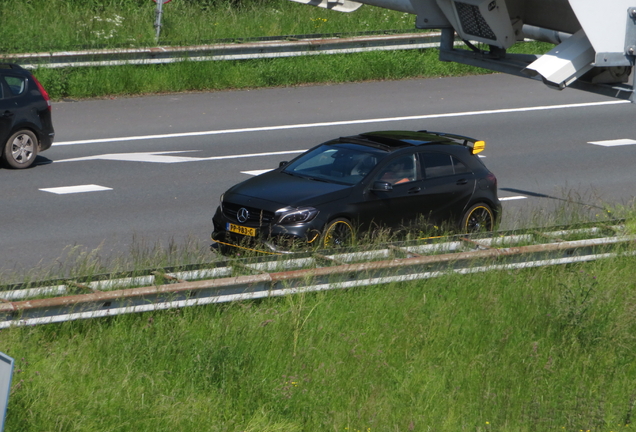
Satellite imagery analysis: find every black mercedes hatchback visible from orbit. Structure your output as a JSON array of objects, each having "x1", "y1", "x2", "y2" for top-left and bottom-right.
[
  {"x1": 0, "y1": 63, "x2": 54, "y2": 169},
  {"x1": 212, "y1": 130, "x2": 501, "y2": 253}
]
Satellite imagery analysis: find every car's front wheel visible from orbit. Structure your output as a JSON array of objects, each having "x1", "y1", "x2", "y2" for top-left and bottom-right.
[
  {"x1": 460, "y1": 203, "x2": 494, "y2": 233},
  {"x1": 3, "y1": 129, "x2": 38, "y2": 169},
  {"x1": 322, "y1": 218, "x2": 354, "y2": 248}
]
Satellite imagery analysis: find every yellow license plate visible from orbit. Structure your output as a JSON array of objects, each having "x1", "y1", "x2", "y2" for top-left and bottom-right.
[{"x1": 227, "y1": 223, "x2": 256, "y2": 237}]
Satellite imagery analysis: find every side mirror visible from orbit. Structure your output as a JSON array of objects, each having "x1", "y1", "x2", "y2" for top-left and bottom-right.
[
  {"x1": 371, "y1": 181, "x2": 393, "y2": 192},
  {"x1": 279, "y1": 161, "x2": 289, "y2": 168}
]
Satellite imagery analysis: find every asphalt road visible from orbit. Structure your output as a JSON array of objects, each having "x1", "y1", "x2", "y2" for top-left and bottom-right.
[{"x1": 1, "y1": 73, "x2": 635, "y2": 279}]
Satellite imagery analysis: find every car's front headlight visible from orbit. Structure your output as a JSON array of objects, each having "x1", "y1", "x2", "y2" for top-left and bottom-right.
[
  {"x1": 275, "y1": 207, "x2": 319, "y2": 224},
  {"x1": 219, "y1": 193, "x2": 224, "y2": 212}
]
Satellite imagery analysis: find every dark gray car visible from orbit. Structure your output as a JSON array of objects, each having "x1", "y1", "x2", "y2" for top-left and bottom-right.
[
  {"x1": 0, "y1": 63, "x2": 54, "y2": 169},
  {"x1": 212, "y1": 130, "x2": 501, "y2": 253}
]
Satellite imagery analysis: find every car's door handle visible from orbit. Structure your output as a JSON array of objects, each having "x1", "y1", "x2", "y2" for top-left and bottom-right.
[
  {"x1": 456, "y1": 179, "x2": 468, "y2": 185},
  {"x1": 408, "y1": 187, "x2": 422, "y2": 194},
  {"x1": 1, "y1": 110, "x2": 13, "y2": 118}
]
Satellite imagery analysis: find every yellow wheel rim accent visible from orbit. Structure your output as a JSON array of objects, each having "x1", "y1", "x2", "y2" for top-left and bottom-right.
[
  {"x1": 464, "y1": 206, "x2": 493, "y2": 232},
  {"x1": 323, "y1": 220, "x2": 353, "y2": 248}
]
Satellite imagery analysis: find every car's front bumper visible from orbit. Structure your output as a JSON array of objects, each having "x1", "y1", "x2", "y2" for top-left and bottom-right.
[{"x1": 211, "y1": 206, "x2": 324, "y2": 254}]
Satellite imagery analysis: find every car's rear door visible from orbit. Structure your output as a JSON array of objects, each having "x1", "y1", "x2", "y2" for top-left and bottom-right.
[
  {"x1": 416, "y1": 151, "x2": 476, "y2": 223},
  {"x1": 0, "y1": 73, "x2": 31, "y2": 137},
  {"x1": 0, "y1": 78, "x2": 14, "y2": 144}
]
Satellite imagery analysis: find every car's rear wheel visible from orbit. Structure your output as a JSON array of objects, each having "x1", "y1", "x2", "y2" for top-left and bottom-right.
[
  {"x1": 322, "y1": 218, "x2": 354, "y2": 248},
  {"x1": 3, "y1": 130, "x2": 38, "y2": 169},
  {"x1": 461, "y1": 203, "x2": 494, "y2": 233}
]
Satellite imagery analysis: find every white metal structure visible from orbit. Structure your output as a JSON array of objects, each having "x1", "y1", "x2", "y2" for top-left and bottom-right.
[{"x1": 289, "y1": 0, "x2": 636, "y2": 101}]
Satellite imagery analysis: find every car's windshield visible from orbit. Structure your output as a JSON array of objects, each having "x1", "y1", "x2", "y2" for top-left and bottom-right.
[{"x1": 283, "y1": 143, "x2": 384, "y2": 185}]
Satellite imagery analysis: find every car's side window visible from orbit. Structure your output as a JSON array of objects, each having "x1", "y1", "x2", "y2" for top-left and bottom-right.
[
  {"x1": 376, "y1": 154, "x2": 418, "y2": 185},
  {"x1": 452, "y1": 156, "x2": 470, "y2": 174},
  {"x1": 421, "y1": 153, "x2": 454, "y2": 179},
  {"x1": 3, "y1": 76, "x2": 26, "y2": 96}
]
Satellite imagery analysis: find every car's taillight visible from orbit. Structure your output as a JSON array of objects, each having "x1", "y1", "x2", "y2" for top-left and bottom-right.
[
  {"x1": 486, "y1": 172, "x2": 497, "y2": 188},
  {"x1": 31, "y1": 75, "x2": 51, "y2": 111}
]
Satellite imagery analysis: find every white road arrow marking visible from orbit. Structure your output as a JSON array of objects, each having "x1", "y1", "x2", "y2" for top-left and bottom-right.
[{"x1": 53, "y1": 150, "x2": 306, "y2": 164}]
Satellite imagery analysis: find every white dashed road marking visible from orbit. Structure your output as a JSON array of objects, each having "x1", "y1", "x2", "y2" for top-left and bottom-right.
[
  {"x1": 499, "y1": 196, "x2": 527, "y2": 201},
  {"x1": 588, "y1": 139, "x2": 636, "y2": 147},
  {"x1": 40, "y1": 185, "x2": 113, "y2": 195},
  {"x1": 241, "y1": 169, "x2": 273, "y2": 176}
]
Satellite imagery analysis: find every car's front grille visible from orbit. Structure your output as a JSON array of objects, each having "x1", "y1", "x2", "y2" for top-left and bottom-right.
[{"x1": 223, "y1": 203, "x2": 276, "y2": 225}]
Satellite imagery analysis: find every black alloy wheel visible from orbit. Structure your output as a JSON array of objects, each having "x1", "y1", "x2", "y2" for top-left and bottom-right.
[
  {"x1": 461, "y1": 203, "x2": 494, "y2": 233},
  {"x1": 322, "y1": 218, "x2": 354, "y2": 248}
]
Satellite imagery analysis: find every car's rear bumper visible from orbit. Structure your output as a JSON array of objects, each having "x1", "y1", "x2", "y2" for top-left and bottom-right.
[{"x1": 39, "y1": 131, "x2": 54, "y2": 152}]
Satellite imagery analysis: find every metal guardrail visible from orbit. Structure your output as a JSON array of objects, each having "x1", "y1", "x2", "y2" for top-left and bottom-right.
[
  {"x1": 1, "y1": 32, "x2": 443, "y2": 69},
  {"x1": 0, "y1": 224, "x2": 633, "y2": 328}
]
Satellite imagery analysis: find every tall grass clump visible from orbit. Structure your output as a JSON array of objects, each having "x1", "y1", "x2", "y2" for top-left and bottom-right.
[
  {"x1": 3, "y1": 244, "x2": 636, "y2": 431},
  {"x1": 0, "y1": 234, "x2": 217, "y2": 289}
]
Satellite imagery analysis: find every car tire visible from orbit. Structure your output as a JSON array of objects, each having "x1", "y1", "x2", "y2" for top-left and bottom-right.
[
  {"x1": 3, "y1": 129, "x2": 38, "y2": 169},
  {"x1": 460, "y1": 203, "x2": 494, "y2": 233},
  {"x1": 322, "y1": 218, "x2": 354, "y2": 248}
]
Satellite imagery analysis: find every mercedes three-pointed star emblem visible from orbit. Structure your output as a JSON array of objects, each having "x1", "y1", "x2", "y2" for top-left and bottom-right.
[{"x1": 237, "y1": 207, "x2": 250, "y2": 223}]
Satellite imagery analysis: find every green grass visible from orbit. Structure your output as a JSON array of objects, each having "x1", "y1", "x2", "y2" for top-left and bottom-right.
[
  {"x1": 1, "y1": 0, "x2": 553, "y2": 100},
  {"x1": 32, "y1": 49, "x2": 486, "y2": 99},
  {"x1": 0, "y1": 0, "x2": 416, "y2": 52},
  {"x1": 32, "y1": 40, "x2": 552, "y2": 100},
  {"x1": 4, "y1": 250, "x2": 636, "y2": 431},
  {"x1": 1, "y1": 209, "x2": 634, "y2": 431}
]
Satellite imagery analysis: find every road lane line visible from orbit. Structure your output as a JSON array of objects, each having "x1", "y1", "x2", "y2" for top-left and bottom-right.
[
  {"x1": 39, "y1": 185, "x2": 113, "y2": 194},
  {"x1": 53, "y1": 100, "x2": 628, "y2": 146},
  {"x1": 241, "y1": 169, "x2": 274, "y2": 176},
  {"x1": 499, "y1": 196, "x2": 527, "y2": 201},
  {"x1": 588, "y1": 139, "x2": 636, "y2": 147}
]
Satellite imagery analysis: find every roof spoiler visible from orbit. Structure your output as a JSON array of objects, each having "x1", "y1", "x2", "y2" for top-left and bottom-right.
[{"x1": 417, "y1": 130, "x2": 486, "y2": 155}]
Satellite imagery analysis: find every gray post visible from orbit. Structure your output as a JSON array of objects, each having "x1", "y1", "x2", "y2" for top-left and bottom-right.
[
  {"x1": 440, "y1": 27, "x2": 454, "y2": 52},
  {"x1": 154, "y1": 0, "x2": 164, "y2": 43}
]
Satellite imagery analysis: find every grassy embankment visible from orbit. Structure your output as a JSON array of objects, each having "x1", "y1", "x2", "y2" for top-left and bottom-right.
[
  {"x1": 2, "y1": 212, "x2": 636, "y2": 431},
  {"x1": 3, "y1": 245, "x2": 636, "y2": 432},
  {"x1": 0, "y1": 0, "x2": 551, "y2": 99}
]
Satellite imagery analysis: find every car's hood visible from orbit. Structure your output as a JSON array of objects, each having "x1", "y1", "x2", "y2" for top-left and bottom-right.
[{"x1": 225, "y1": 170, "x2": 352, "y2": 210}]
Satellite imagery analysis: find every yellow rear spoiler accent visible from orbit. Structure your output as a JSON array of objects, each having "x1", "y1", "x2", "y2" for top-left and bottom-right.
[{"x1": 471, "y1": 140, "x2": 486, "y2": 155}]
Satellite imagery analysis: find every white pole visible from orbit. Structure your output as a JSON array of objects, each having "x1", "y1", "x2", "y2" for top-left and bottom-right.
[{"x1": 154, "y1": 0, "x2": 164, "y2": 43}]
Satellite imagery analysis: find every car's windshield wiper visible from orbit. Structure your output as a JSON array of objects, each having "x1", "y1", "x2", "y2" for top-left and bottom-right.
[
  {"x1": 285, "y1": 171, "x2": 324, "y2": 182},
  {"x1": 282, "y1": 170, "x2": 304, "y2": 178}
]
